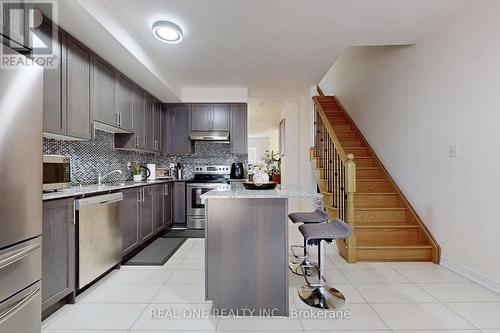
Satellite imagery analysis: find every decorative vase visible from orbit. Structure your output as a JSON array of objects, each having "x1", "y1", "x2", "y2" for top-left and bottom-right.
[
  {"x1": 253, "y1": 170, "x2": 269, "y2": 186},
  {"x1": 271, "y1": 174, "x2": 281, "y2": 184},
  {"x1": 133, "y1": 174, "x2": 142, "y2": 182}
]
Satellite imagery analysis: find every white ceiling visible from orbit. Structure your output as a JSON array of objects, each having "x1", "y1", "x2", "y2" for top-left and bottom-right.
[{"x1": 56, "y1": 0, "x2": 472, "y2": 101}]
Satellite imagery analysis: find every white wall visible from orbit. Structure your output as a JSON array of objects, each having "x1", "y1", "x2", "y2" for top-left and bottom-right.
[
  {"x1": 248, "y1": 137, "x2": 270, "y2": 164},
  {"x1": 280, "y1": 87, "x2": 317, "y2": 211},
  {"x1": 181, "y1": 88, "x2": 248, "y2": 102},
  {"x1": 319, "y1": 1, "x2": 500, "y2": 288}
]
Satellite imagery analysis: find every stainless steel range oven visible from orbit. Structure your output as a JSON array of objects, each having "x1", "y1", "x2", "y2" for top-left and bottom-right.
[{"x1": 186, "y1": 165, "x2": 230, "y2": 229}]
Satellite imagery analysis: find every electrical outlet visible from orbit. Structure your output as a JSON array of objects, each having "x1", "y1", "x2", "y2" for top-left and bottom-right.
[{"x1": 450, "y1": 144, "x2": 459, "y2": 158}]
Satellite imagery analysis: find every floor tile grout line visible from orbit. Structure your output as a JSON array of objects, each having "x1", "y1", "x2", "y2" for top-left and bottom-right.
[{"x1": 348, "y1": 281, "x2": 392, "y2": 331}]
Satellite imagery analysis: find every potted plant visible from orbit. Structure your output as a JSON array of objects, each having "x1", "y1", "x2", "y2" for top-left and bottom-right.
[
  {"x1": 132, "y1": 164, "x2": 142, "y2": 182},
  {"x1": 263, "y1": 150, "x2": 281, "y2": 184}
]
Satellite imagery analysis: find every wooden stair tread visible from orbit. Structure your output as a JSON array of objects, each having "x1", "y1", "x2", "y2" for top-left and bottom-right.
[
  {"x1": 357, "y1": 244, "x2": 433, "y2": 249},
  {"x1": 356, "y1": 223, "x2": 419, "y2": 229},
  {"x1": 355, "y1": 192, "x2": 398, "y2": 195},
  {"x1": 355, "y1": 207, "x2": 407, "y2": 211}
]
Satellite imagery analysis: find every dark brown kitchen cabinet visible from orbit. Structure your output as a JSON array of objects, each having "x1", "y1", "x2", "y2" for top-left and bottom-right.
[
  {"x1": 145, "y1": 94, "x2": 155, "y2": 151},
  {"x1": 173, "y1": 182, "x2": 186, "y2": 224},
  {"x1": 153, "y1": 184, "x2": 164, "y2": 232},
  {"x1": 230, "y1": 103, "x2": 248, "y2": 154},
  {"x1": 163, "y1": 183, "x2": 174, "y2": 229},
  {"x1": 191, "y1": 104, "x2": 211, "y2": 131},
  {"x1": 140, "y1": 186, "x2": 154, "y2": 242},
  {"x1": 116, "y1": 73, "x2": 134, "y2": 131},
  {"x1": 153, "y1": 100, "x2": 162, "y2": 152},
  {"x1": 163, "y1": 104, "x2": 192, "y2": 154},
  {"x1": 36, "y1": 20, "x2": 65, "y2": 136},
  {"x1": 65, "y1": 34, "x2": 93, "y2": 140},
  {"x1": 121, "y1": 188, "x2": 140, "y2": 255},
  {"x1": 92, "y1": 56, "x2": 116, "y2": 126},
  {"x1": 134, "y1": 87, "x2": 146, "y2": 149},
  {"x1": 1, "y1": 1, "x2": 29, "y2": 51},
  {"x1": 42, "y1": 198, "x2": 75, "y2": 313},
  {"x1": 212, "y1": 104, "x2": 231, "y2": 131},
  {"x1": 191, "y1": 104, "x2": 230, "y2": 132}
]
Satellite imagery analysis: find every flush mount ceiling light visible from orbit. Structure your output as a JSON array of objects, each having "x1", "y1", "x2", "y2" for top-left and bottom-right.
[{"x1": 152, "y1": 20, "x2": 183, "y2": 44}]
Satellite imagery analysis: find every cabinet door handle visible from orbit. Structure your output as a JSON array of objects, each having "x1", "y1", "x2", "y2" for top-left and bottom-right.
[{"x1": 135, "y1": 135, "x2": 138, "y2": 148}]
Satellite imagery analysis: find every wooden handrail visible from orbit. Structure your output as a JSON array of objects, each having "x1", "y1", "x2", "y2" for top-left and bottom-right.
[
  {"x1": 316, "y1": 85, "x2": 325, "y2": 96},
  {"x1": 312, "y1": 96, "x2": 348, "y2": 162}
]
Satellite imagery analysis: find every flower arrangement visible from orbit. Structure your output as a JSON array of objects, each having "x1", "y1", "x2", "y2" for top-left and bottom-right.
[{"x1": 249, "y1": 150, "x2": 281, "y2": 175}]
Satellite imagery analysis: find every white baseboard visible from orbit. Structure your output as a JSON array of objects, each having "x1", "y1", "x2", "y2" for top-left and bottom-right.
[{"x1": 441, "y1": 257, "x2": 500, "y2": 295}]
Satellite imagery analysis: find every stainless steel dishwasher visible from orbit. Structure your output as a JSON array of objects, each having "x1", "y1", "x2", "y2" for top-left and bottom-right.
[{"x1": 75, "y1": 192, "x2": 123, "y2": 290}]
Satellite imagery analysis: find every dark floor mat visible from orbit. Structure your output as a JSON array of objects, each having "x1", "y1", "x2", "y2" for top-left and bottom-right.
[
  {"x1": 162, "y1": 229, "x2": 205, "y2": 239},
  {"x1": 124, "y1": 237, "x2": 186, "y2": 266}
]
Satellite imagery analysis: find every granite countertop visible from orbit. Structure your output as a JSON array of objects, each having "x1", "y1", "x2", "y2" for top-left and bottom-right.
[
  {"x1": 200, "y1": 183, "x2": 322, "y2": 202},
  {"x1": 43, "y1": 179, "x2": 184, "y2": 201}
]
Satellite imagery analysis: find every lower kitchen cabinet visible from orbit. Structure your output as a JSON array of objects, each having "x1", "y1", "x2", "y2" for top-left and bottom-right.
[
  {"x1": 140, "y1": 186, "x2": 154, "y2": 242},
  {"x1": 153, "y1": 184, "x2": 164, "y2": 232},
  {"x1": 121, "y1": 188, "x2": 140, "y2": 255},
  {"x1": 42, "y1": 198, "x2": 75, "y2": 313},
  {"x1": 163, "y1": 183, "x2": 174, "y2": 229},
  {"x1": 173, "y1": 182, "x2": 186, "y2": 224}
]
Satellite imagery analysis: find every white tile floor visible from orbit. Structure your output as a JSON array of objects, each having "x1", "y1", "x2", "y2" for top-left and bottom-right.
[{"x1": 42, "y1": 229, "x2": 500, "y2": 333}]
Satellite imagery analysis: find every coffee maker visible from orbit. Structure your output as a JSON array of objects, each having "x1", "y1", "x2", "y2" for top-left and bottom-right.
[{"x1": 230, "y1": 163, "x2": 245, "y2": 179}]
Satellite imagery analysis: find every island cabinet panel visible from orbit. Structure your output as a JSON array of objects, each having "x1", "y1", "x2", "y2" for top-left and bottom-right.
[
  {"x1": 92, "y1": 56, "x2": 116, "y2": 126},
  {"x1": 163, "y1": 104, "x2": 192, "y2": 154},
  {"x1": 173, "y1": 182, "x2": 186, "y2": 224},
  {"x1": 42, "y1": 198, "x2": 75, "y2": 313},
  {"x1": 65, "y1": 34, "x2": 93, "y2": 140},
  {"x1": 121, "y1": 188, "x2": 140, "y2": 255},
  {"x1": 140, "y1": 186, "x2": 154, "y2": 242},
  {"x1": 230, "y1": 104, "x2": 248, "y2": 154},
  {"x1": 116, "y1": 73, "x2": 134, "y2": 131},
  {"x1": 205, "y1": 198, "x2": 288, "y2": 315}
]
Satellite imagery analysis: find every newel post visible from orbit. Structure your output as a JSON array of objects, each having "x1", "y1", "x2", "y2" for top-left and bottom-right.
[{"x1": 345, "y1": 153, "x2": 357, "y2": 263}]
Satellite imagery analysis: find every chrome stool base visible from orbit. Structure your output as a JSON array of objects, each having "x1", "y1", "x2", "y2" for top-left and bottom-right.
[
  {"x1": 289, "y1": 261, "x2": 319, "y2": 276},
  {"x1": 298, "y1": 286, "x2": 346, "y2": 310}
]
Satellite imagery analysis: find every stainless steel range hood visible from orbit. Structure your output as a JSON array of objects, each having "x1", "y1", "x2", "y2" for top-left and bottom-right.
[{"x1": 189, "y1": 131, "x2": 230, "y2": 141}]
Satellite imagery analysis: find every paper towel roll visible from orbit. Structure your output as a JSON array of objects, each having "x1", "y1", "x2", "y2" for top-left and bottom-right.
[{"x1": 147, "y1": 164, "x2": 156, "y2": 180}]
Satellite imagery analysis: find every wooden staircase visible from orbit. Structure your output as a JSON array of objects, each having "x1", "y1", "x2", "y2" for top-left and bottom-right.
[{"x1": 312, "y1": 95, "x2": 440, "y2": 263}]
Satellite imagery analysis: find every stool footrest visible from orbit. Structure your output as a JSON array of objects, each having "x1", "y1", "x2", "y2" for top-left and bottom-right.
[
  {"x1": 301, "y1": 263, "x2": 326, "y2": 287},
  {"x1": 290, "y1": 245, "x2": 306, "y2": 259}
]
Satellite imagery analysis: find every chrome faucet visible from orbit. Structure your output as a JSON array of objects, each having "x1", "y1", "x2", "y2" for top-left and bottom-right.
[{"x1": 98, "y1": 169, "x2": 123, "y2": 186}]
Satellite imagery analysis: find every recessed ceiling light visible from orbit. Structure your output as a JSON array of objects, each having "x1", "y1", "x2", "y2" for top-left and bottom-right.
[{"x1": 152, "y1": 20, "x2": 183, "y2": 44}]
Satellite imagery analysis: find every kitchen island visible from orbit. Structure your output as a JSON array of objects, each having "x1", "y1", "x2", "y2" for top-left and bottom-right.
[{"x1": 201, "y1": 183, "x2": 321, "y2": 316}]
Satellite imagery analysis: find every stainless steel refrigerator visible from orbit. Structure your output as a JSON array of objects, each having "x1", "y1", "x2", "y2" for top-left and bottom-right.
[{"x1": 0, "y1": 47, "x2": 44, "y2": 333}]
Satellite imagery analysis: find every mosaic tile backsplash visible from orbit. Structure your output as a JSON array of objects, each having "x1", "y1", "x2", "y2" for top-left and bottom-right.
[{"x1": 43, "y1": 130, "x2": 247, "y2": 185}]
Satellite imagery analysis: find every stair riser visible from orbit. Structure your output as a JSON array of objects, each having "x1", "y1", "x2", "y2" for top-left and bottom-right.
[
  {"x1": 357, "y1": 247, "x2": 432, "y2": 261},
  {"x1": 355, "y1": 194, "x2": 401, "y2": 208},
  {"x1": 356, "y1": 228, "x2": 420, "y2": 246},
  {"x1": 336, "y1": 132, "x2": 359, "y2": 140},
  {"x1": 355, "y1": 209, "x2": 407, "y2": 223},
  {"x1": 356, "y1": 181, "x2": 395, "y2": 193},
  {"x1": 357, "y1": 168, "x2": 386, "y2": 179}
]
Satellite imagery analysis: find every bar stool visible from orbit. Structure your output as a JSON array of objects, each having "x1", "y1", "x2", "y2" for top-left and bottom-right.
[
  {"x1": 288, "y1": 208, "x2": 328, "y2": 276},
  {"x1": 297, "y1": 219, "x2": 353, "y2": 309}
]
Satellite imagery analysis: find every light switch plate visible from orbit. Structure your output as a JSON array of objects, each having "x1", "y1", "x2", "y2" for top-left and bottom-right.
[{"x1": 450, "y1": 144, "x2": 459, "y2": 158}]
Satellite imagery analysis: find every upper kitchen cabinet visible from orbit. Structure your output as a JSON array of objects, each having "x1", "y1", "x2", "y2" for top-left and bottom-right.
[
  {"x1": 115, "y1": 85, "x2": 146, "y2": 150},
  {"x1": 65, "y1": 34, "x2": 93, "y2": 140},
  {"x1": 153, "y1": 99, "x2": 162, "y2": 152},
  {"x1": 145, "y1": 94, "x2": 155, "y2": 151},
  {"x1": 230, "y1": 104, "x2": 248, "y2": 154},
  {"x1": 92, "y1": 56, "x2": 116, "y2": 127},
  {"x1": 191, "y1": 104, "x2": 230, "y2": 132},
  {"x1": 1, "y1": 1, "x2": 30, "y2": 52},
  {"x1": 212, "y1": 104, "x2": 231, "y2": 131},
  {"x1": 163, "y1": 104, "x2": 192, "y2": 154},
  {"x1": 115, "y1": 73, "x2": 134, "y2": 132},
  {"x1": 35, "y1": 19, "x2": 65, "y2": 136}
]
